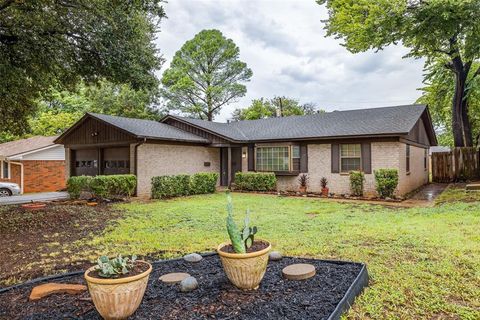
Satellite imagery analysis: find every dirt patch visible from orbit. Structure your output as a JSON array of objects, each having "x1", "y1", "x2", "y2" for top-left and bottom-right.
[
  {"x1": 0, "y1": 202, "x2": 124, "y2": 287},
  {"x1": 0, "y1": 256, "x2": 365, "y2": 320}
]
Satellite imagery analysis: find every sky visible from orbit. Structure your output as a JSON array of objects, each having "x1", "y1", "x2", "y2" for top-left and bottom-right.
[{"x1": 155, "y1": 0, "x2": 426, "y2": 122}]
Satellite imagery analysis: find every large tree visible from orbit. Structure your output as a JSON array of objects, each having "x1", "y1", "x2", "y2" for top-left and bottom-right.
[
  {"x1": 161, "y1": 29, "x2": 252, "y2": 121},
  {"x1": 232, "y1": 97, "x2": 321, "y2": 121},
  {"x1": 0, "y1": 0, "x2": 165, "y2": 136},
  {"x1": 318, "y1": 0, "x2": 480, "y2": 147}
]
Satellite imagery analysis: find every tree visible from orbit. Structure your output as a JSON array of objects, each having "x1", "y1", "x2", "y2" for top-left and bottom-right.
[
  {"x1": 232, "y1": 97, "x2": 322, "y2": 120},
  {"x1": 161, "y1": 29, "x2": 253, "y2": 121},
  {"x1": 318, "y1": 0, "x2": 480, "y2": 147},
  {"x1": 417, "y1": 61, "x2": 480, "y2": 147},
  {"x1": 0, "y1": 0, "x2": 165, "y2": 135}
]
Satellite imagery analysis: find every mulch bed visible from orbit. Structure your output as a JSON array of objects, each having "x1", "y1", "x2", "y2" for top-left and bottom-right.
[{"x1": 0, "y1": 255, "x2": 367, "y2": 320}]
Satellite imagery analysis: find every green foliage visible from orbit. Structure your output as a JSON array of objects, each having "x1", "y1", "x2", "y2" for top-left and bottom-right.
[
  {"x1": 234, "y1": 172, "x2": 277, "y2": 191},
  {"x1": 67, "y1": 176, "x2": 93, "y2": 200},
  {"x1": 240, "y1": 209, "x2": 258, "y2": 250},
  {"x1": 161, "y1": 29, "x2": 252, "y2": 120},
  {"x1": 67, "y1": 175, "x2": 136, "y2": 200},
  {"x1": 95, "y1": 255, "x2": 137, "y2": 278},
  {"x1": 151, "y1": 172, "x2": 218, "y2": 199},
  {"x1": 0, "y1": 0, "x2": 165, "y2": 135},
  {"x1": 190, "y1": 173, "x2": 219, "y2": 195},
  {"x1": 320, "y1": 177, "x2": 328, "y2": 189},
  {"x1": 374, "y1": 169, "x2": 399, "y2": 199},
  {"x1": 349, "y1": 171, "x2": 365, "y2": 196},
  {"x1": 232, "y1": 97, "x2": 322, "y2": 121},
  {"x1": 298, "y1": 174, "x2": 308, "y2": 188},
  {"x1": 28, "y1": 109, "x2": 81, "y2": 136},
  {"x1": 226, "y1": 193, "x2": 246, "y2": 254}
]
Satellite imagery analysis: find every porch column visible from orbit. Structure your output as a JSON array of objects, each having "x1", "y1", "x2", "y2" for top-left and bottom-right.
[{"x1": 227, "y1": 147, "x2": 232, "y2": 186}]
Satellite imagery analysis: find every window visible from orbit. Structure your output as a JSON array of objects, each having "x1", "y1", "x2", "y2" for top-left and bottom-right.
[
  {"x1": 424, "y1": 148, "x2": 427, "y2": 171},
  {"x1": 256, "y1": 146, "x2": 290, "y2": 172},
  {"x1": 1, "y1": 161, "x2": 9, "y2": 179},
  {"x1": 340, "y1": 144, "x2": 361, "y2": 172},
  {"x1": 292, "y1": 145, "x2": 301, "y2": 171},
  {"x1": 406, "y1": 144, "x2": 411, "y2": 174}
]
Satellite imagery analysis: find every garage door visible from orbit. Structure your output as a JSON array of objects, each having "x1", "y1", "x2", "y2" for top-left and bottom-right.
[
  {"x1": 103, "y1": 147, "x2": 130, "y2": 175},
  {"x1": 73, "y1": 149, "x2": 98, "y2": 176}
]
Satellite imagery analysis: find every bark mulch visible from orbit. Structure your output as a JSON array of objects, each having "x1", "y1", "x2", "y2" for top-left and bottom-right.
[{"x1": 0, "y1": 255, "x2": 366, "y2": 320}]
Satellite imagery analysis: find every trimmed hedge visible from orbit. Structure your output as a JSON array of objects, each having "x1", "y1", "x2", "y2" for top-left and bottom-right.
[
  {"x1": 349, "y1": 171, "x2": 365, "y2": 196},
  {"x1": 151, "y1": 172, "x2": 219, "y2": 199},
  {"x1": 234, "y1": 172, "x2": 277, "y2": 191},
  {"x1": 374, "y1": 169, "x2": 399, "y2": 198},
  {"x1": 67, "y1": 174, "x2": 136, "y2": 200}
]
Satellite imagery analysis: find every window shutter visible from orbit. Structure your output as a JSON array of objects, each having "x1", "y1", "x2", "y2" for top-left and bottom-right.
[
  {"x1": 300, "y1": 145, "x2": 308, "y2": 172},
  {"x1": 361, "y1": 143, "x2": 372, "y2": 174},
  {"x1": 248, "y1": 144, "x2": 255, "y2": 171},
  {"x1": 331, "y1": 144, "x2": 340, "y2": 173}
]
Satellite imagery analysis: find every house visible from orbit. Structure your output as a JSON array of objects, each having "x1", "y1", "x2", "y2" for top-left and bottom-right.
[
  {"x1": 55, "y1": 104, "x2": 437, "y2": 197},
  {"x1": 0, "y1": 136, "x2": 66, "y2": 193}
]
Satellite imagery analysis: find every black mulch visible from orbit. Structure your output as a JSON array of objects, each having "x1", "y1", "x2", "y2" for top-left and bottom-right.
[{"x1": 0, "y1": 255, "x2": 364, "y2": 320}]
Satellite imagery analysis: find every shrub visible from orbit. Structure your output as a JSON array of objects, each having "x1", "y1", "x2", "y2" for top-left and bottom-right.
[
  {"x1": 374, "y1": 169, "x2": 399, "y2": 198},
  {"x1": 67, "y1": 175, "x2": 136, "y2": 200},
  {"x1": 151, "y1": 174, "x2": 190, "y2": 199},
  {"x1": 234, "y1": 172, "x2": 276, "y2": 191},
  {"x1": 190, "y1": 172, "x2": 219, "y2": 195},
  {"x1": 349, "y1": 171, "x2": 365, "y2": 196},
  {"x1": 67, "y1": 175, "x2": 93, "y2": 199}
]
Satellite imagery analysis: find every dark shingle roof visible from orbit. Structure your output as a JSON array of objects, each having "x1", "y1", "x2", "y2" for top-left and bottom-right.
[
  {"x1": 170, "y1": 104, "x2": 429, "y2": 142},
  {"x1": 89, "y1": 113, "x2": 209, "y2": 143}
]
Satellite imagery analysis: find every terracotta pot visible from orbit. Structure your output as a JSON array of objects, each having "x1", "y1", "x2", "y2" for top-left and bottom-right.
[
  {"x1": 84, "y1": 261, "x2": 152, "y2": 320},
  {"x1": 21, "y1": 203, "x2": 46, "y2": 210},
  {"x1": 299, "y1": 186, "x2": 307, "y2": 194},
  {"x1": 217, "y1": 240, "x2": 271, "y2": 290},
  {"x1": 321, "y1": 188, "x2": 329, "y2": 197}
]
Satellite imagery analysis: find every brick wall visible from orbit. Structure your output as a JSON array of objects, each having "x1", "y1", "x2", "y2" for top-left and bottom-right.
[{"x1": 23, "y1": 160, "x2": 66, "y2": 193}]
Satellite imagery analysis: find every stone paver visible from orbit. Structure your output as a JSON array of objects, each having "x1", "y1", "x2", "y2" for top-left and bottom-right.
[
  {"x1": 282, "y1": 264, "x2": 316, "y2": 280},
  {"x1": 159, "y1": 272, "x2": 191, "y2": 284}
]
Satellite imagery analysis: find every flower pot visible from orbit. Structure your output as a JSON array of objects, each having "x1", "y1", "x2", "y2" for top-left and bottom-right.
[
  {"x1": 84, "y1": 261, "x2": 152, "y2": 320},
  {"x1": 217, "y1": 240, "x2": 271, "y2": 290},
  {"x1": 299, "y1": 186, "x2": 307, "y2": 194},
  {"x1": 321, "y1": 188, "x2": 329, "y2": 197}
]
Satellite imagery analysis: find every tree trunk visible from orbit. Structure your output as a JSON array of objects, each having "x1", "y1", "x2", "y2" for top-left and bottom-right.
[
  {"x1": 461, "y1": 98, "x2": 473, "y2": 147},
  {"x1": 452, "y1": 72, "x2": 468, "y2": 147}
]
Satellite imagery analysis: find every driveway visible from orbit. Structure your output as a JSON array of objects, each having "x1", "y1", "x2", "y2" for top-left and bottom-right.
[{"x1": 0, "y1": 192, "x2": 69, "y2": 205}]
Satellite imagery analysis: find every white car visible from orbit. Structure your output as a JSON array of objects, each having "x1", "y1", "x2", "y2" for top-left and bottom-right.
[{"x1": 0, "y1": 182, "x2": 21, "y2": 197}]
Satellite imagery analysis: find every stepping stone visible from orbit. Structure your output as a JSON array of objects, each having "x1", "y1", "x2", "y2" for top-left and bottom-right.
[
  {"x1": 269, "y1": 251, "x2": 283, "y2": 261},
  {"x1": 29, "y1": 283, "x2": 87, "y2": 301},
  {"x1": 282, "y1": 264, "x2": 316, "y2": 281},
  {"x1": 159, "y1": 272, "x2": 190, "y2": 284},
  {"x1": 180, "y1": 276, "x2": 198, "y2": 292},
  {"x1": 183, "y1": 253, "x2": 203, "y2": 263}
]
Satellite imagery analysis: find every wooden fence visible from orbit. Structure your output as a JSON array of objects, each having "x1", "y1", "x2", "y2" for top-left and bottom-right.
[{"x1": 431, "y1": 147, "x2": 480, "y2": 182}]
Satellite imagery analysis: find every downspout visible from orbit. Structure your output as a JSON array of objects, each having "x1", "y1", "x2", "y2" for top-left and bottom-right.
[
  {"x1": 133, "y1": 138, "x2": 147, "y2": 196},
  {"x1": 9, "y1": 161, "x2": 24, "y2": 194}
]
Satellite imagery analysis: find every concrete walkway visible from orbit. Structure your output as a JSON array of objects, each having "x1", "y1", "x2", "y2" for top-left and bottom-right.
[
  {"x1": 0, "y1": 192, "x2": 69, "y2": 205},
  {"x1": 400, "y1": 183, "x2": 448, "y2": 207}
]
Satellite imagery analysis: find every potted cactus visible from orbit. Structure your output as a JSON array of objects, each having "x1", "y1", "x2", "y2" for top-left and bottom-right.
[
  {"x1": 217, "y1": 193, "x2": 271, "y2": 290},
  {"x1": 321, "y1": 177, "x2": 329, "y2": 196},
  {"x1": 84, "y1": 255, "x2": 152, "y2": 320},
  {"x1": 298, "y1": 174, "x2": 308, "y2": 194}
]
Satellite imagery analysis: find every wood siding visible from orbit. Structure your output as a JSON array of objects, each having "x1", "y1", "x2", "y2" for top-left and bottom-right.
[
  {"x1": 405, "y1": 118, "x2": 432, "y2": 147},
  {"x1": 164, "y1": 118, "x2": 230, "y2": 144}
]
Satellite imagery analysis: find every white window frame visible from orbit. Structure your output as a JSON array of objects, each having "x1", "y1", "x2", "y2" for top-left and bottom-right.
[
  {"x1": 1, "y1": 160, "x2": 11, "y2": 179},
  {"x1": 340, "y1": 144, "x2": 362, "y2": 173},
  {"x1": 255, "y1": 145, "x2": 293, "y2": 172}
]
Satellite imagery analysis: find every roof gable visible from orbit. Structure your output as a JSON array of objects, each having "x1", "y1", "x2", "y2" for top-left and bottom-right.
[{"x1": 0, "y1": 136, "x2": 58, "y2": 158}]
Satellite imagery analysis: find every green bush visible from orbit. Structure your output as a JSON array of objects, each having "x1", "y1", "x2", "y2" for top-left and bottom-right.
[
  {"x1": 234, "y1": 172, "x2": 277, "y2": 191},
  {"x1": 349, "y1": 171, "x2": 365, "y2": 196},
  {"x1": 67, "y1": 175, "x2": 136, "y2": 200},
  {"x1": 151, "y1": 174, "x2": 191, "y2": 199},
  {"x1": 67, "y1": 176, "x2": 93, "y2": 199},
  {"x1": 190, "y1": 172, "x2": 219, "y2": 195},
  {"x1": 374, "y1": 169, "x2": 399, "y2": 198}
]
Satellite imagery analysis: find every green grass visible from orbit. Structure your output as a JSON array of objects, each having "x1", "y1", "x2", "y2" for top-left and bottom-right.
[{"x1": 77, "y1": 189, "x2": 480, "y2": 319}]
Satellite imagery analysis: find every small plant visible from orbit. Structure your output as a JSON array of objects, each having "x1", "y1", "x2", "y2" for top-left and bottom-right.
[
  {"x1": 349, "y1": 171, "x2": 365, "y2": 196},
  {"x1": 95, "y1": 255, "x2": 137, "y2": 278},
  {"x1": 226, "y1": 193, "x2": 258, "y2": 253},
  {"x1": 320, "y1": 177, "x2": 328, "y2": 189},
  {"x1": 374, "y1": 169, "x2": 399, "y2": 198},
  {"x1": 298, "y1": 174, "x2": 308, "y2": 187}
]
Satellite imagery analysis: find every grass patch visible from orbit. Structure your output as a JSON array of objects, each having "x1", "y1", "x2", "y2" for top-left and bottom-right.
[{"x1": 74, "y1": 189, "x2": 480, "y2": 319}]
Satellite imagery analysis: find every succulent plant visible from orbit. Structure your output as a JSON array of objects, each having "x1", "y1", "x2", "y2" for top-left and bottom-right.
[
  {"x1": 226, "y1": 193, "x2": 258, "y2": 253},
  {"x1": 298, "y1": 174, "x2": 308, "y2": 187},
  {"x1": 95, "y1": 254, "x2": 137, "y2": 278},
  {"x1": 320, "y1": 177, "x2": 328, "y2": 189}
]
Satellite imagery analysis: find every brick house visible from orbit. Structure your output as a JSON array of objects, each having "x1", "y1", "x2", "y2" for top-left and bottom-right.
[
  {"x1": 55, "y1": 104, "x2": 437, "y2": 197},
  {"x1": 0, "y1": 136, "x2": 66, "y2": 193}
]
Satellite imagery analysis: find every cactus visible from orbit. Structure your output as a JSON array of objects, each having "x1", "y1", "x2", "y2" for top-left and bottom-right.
[
  {"x1": 241, "y1": 209, "x2": 257, "y2": 249},
  {"x1": 226, "y1": 193, "x2": 246, "y2": 253}
]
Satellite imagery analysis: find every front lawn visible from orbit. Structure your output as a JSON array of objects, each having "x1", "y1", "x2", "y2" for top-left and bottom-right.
[{"x1": 2, "y1": 187, "x2": 479, "y2": 319}]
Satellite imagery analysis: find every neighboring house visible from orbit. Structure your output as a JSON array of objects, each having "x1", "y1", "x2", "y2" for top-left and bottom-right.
[
  {"x1": 55, "y1": 104, "x2": 437, "y2": 197},
  {"x1": 0, "y1": 136, "x2": 66, "y2": 193}
]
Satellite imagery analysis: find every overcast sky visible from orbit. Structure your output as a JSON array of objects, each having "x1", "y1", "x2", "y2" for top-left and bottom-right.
[{"x1": 155, "y1": 0, "x2": 426, "y2": 122}]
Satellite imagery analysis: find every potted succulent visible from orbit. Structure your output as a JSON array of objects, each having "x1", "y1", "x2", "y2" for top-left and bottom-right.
[
  {"x1": 298, "y1": 174, "x2": 308, "y2": 194},
  {"x1": 84, "y1": 255, "x2": 152, "y2": 320},
  {"x1": 320, "y1": 177, "x2": 329, "y2": 196},
  {"x1": 217, "y1": 193, "x2": 271, "y2": 290}
]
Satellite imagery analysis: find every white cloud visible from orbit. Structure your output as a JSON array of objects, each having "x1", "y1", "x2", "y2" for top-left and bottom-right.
[{"x1": 155, "y1": 0, "x2": 425, "y2": 121}]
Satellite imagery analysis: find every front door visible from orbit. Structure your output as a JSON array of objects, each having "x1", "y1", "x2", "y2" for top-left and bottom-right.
[
  {"x1": 220, "y1": 148, "x2": 228, "y2": 186},
  {"x1": 231, "y1": 147, "x2": 242, "y2": 182},
  {"x1": 220, "y1": 147, "x2": 243, "y2": 186}
]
